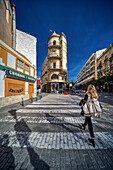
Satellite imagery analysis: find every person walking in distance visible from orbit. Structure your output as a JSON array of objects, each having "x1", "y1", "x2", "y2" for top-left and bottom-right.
[{"x1": 79, "y1": 85, "x2": 101, "y2": 147}]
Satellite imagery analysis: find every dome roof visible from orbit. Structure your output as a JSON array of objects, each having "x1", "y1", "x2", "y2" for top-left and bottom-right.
[
  {"x1": 52, "y1": 31, "x2": 60, "y2": 37},
  {"x1": 47, "y1": 31, "x2": 60, "y2": 43}
]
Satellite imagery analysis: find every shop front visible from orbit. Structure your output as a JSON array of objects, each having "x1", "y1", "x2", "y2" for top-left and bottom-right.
[
  {"x1": 5, "y1": 68, "x2": 36, "y2": 99},
  {"x1": 47, "y1": 82, "x2": 65, "y2": 93},
  {"x1": 5, "y1": 77, "x2": 25, "y2": 97},
  {"x1": 0, "y1": 64, "x2": 36, "y2": 100}
]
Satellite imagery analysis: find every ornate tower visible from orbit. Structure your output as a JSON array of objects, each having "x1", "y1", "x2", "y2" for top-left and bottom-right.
[{"x1": 42, "y1": 31, "x2": 67, "y2": 93}]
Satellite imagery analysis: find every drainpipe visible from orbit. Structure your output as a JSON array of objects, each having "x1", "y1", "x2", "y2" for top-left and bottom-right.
[{"x1": 12, "y1": 4, "x2": 16, "y2": 49}]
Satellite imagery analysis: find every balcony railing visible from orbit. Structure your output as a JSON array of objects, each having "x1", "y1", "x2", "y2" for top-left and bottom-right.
[
  {"x1": 104, "y1": 57, "x2": 108, "y2": 62},
  {"x1": 90, "y1": 64, "x2": 95, "y2": 69},
  {"x1": 48, "y1": 65, "x2": 61, "y2": 70},
  {"x1": 48, "y1": 42, "x2": 61, "y2": 48},
  {"x1": 48, "y1": 53, "x2": 61, "y2": 59},
  {"x1": 90, "y1": 58, "x2": 95, "y2": 64},
  {"x1": 110, "y1": 64, "x2": 113, "y2": 68},
  {"x1": 103, "y1": 68, "x2": 109, "y2": 72}
]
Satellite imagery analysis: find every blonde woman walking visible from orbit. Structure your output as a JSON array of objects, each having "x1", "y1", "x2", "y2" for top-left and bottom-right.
[{"x1": 80, "y1": 85, "x2": 101, "y2": 147}]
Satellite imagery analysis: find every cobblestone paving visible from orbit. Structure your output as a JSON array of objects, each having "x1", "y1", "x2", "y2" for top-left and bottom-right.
[{"x1": 0, "y1": 94, "x2": 113, "y2": 170}]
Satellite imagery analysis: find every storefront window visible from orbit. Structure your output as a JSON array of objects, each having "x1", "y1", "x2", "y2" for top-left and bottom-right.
[{"x1": 17, "y1": 59, "x2": 23, "y2": 70}]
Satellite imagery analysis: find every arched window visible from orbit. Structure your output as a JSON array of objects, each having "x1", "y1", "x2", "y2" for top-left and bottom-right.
[
  {"x1": 51, "y1": 74, "x2": 58, "y2": 79},
  {"x1": 53, "y1": 40, "x2": 56, "y2": 45}
]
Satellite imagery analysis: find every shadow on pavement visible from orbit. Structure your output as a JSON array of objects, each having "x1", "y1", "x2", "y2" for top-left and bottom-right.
[
  {"x1": 45, "y1": 113, "x2": 81, "y2": 131},
  {"x1": 45, "y1": 113, "x2": 87, "y2": 142},
  {"x1": 9, "y1": 109, "x2": 50, "y2": 170},
  {"x1": 0, "y1": 134, "x2": 15, "y2": 169}
]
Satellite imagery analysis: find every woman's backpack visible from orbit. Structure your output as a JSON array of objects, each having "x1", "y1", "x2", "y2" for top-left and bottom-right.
[{"x1": 82, "y1": 97, "x2": 102, "y2": 117}]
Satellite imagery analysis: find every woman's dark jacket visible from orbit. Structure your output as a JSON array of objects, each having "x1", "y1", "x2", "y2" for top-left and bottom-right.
[{"x1": 79, "y1": 94, "x2": 88, "y2": 106}]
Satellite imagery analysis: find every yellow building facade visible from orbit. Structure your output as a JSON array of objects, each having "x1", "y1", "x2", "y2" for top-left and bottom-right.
[
  {"x1": 42, "y1": 32, "x2": 67, "y2": 93},
  {"x1": 97, "y1": 44, "x2": 113, "y2": 92},
  {"x1": 97, "y1": 44, "x2": 113, "y2": 78}
]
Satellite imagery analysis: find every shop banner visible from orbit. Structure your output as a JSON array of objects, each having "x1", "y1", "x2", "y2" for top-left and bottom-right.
[{"x1": 6, "y1": 69, "x2": 36, "y2": 82}]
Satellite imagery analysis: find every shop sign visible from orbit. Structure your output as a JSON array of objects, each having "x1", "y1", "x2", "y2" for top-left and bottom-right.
[
  {"x1": 6, "y1": 70, "x2": 35, "y2": 82},
  {"x1": 37, "y1": 79, "x2": 40, "y2": 84},
  {"x1": 9, "y1": 88, "x2": 24, "y2": 93}
]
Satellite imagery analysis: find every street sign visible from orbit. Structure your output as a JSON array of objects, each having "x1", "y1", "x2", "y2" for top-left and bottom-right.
[{"x1": 55, "y1": 81, "x2": 57, "y2": 84}]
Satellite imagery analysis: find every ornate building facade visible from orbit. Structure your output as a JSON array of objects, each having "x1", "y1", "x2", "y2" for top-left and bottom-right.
[{"x1": 42, "y1": 32, "x2": 67, "y2": 93}]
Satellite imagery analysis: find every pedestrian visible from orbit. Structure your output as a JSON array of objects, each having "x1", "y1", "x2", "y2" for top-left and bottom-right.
[
  {"x1": 79, "y1": 85, "x2": 101, "y2": 147},
  {"x1": 38, "y1": 88, "x2": 41, "y2": 95}
]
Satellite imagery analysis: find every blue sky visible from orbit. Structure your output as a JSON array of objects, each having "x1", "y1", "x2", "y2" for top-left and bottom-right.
[{"x1": 12, "y1": 0, "x2": 113, "y2": 81}]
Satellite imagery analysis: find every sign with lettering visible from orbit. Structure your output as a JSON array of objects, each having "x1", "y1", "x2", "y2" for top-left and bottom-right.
[
  {"x1": 6, "y1": 70, "x2": 36, "y2": 82},
  {"x1": 9, "y1": 88, "x2": 24, "y2": 93}
]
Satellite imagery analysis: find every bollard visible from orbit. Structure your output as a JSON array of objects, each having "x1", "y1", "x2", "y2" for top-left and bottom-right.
[
  {"x1": 22, "y1": 98, "x2": 24, "y2": 106},
  {"x1": 31, "y1": 96, "x2": 33, "y2": 103},
  {"x1": 40, "y1": 94, "x2": 42, "y2": 99},
  {"x1": 36, "y1": 96, "x2": 38, "y2": 101}
]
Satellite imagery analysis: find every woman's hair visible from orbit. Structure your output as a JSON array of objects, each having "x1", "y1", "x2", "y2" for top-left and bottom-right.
[{"x1": 86, "y1": 85, "x2": 98, "y2": 99}]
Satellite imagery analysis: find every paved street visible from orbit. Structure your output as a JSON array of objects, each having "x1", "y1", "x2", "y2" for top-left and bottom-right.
[{"x1": 0, "y1": 94, "x2": 113, "y2": 170}]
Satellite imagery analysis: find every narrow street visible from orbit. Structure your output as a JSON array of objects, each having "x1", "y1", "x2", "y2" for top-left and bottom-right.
[{"x1": 0, "y1": 94, "x2": 113, "y2": 169}]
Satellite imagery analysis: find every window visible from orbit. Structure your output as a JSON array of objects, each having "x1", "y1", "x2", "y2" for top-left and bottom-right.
[
  {"x1": 60, "y1": 61, "x2": 62, "y2": 68},
  {"x1": 53, "y1": 40, "x2": 56, "y2": 45},
  {"x1": 53, "y1": 63, "x2": 56, "y2": 68},
  {"x1": 105, "y1": 63, "x2": 108, "y2": 70},
  {"x1": 17, "y1": 59, "x2": 23, "y2": 70},
  {"x1": 51, "y1": 74, "x2": 58, "y2": 79},
  {"x1": 60, "y1": 40, "x2": 62, "y2": 45},
  {"x1": 25, "y1": 64, "x2": 29, "y2": 73}
]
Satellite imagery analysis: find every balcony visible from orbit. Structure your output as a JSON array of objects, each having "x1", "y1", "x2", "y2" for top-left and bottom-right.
[
  {"x1": 48, "y1": 42, "x2": 61, "y2": 49},
  {"x1": 110, "y1": 64, "x2": 113, "y2": 73},
  {"x1": 90, "y1": 69, "x2": 94, "y2": 73},
  {"x1": 90, "y1": 58, "x2": 95, "y2": 64},
  {"x1": 90, "y1": 64, "x2": 95, "y2": 68},
  {"x1": 97, "y1": 63, "x2": 102, "y2": 71},
  {"x1": 86, "y1": 67, "x2": 90, "y2": 73},
  {"x1": 104, "y1": 57, "x2": 108, "y2": 62},
  {"x1": 48, "y1": 65, "x2": 61, "y2": 70},
  {"x1": 103, "y1": 68, "x2": 109, "y2": 73},
  {"x1": 48, "y1": 53, "x2": 61, "y2": 59},
  {"x1": 109, "y1": 55, "x2": 113, "y2": 62}
]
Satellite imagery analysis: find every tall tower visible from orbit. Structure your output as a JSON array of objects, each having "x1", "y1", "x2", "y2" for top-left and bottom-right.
[{"x1": 42, "y1": 31, "x2": 67, "y2": 93}]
